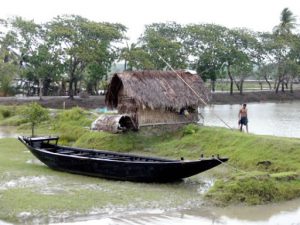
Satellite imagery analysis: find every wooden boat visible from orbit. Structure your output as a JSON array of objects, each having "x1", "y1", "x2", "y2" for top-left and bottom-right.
[{"x1": 18, "y1": 136, "x2": 228, "y2": 182}]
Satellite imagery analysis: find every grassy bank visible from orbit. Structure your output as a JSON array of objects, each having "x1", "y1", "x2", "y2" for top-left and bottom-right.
[
  {"x1": 74, "y1": 125, "x2": 300, "y2": 206},
  {"x1": 1, "y1": 105, "x2": 300, "y2": 223}
]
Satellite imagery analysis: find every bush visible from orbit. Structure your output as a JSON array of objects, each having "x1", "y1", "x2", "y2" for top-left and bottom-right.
[
  {"x1": 0, "y1": 106, "x2": 17, "y2": 119},
  {"x1": 56, "y1": 107, "x2": 93, "y2": 127},
  {"x1": 22, "y1": 103, "x2": 49, "y2": 137},
  {"x1": 206, "y1": 173, "x2": 300, "y2": 205},
  {"x1": 58, "y1": 123, "x2": 88, "y2": 143},
  {"x1": 182, "y1": 124, "x2": 200, "y2": 135}
]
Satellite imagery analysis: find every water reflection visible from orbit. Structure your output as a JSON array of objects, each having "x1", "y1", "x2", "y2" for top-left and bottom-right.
[{"x1": 202, "y1": 101, "x2": 300, "y2": 138}]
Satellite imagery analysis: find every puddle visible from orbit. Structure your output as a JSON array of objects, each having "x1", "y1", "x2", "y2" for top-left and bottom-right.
[
  {"x1": 0, "y1": 176, "x2": 50, "y2": 191},
  {"x1": 0, "y1": 126, "x2": 18, "y2": 139}
]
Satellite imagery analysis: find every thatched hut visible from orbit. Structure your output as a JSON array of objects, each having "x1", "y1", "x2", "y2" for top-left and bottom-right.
[{"x1": 105, "y1": 70, "x2": 210, "y2": 131}]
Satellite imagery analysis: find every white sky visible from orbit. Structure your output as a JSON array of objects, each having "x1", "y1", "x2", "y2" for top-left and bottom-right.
[{"x1": 1, "y1": 0, "x2": 300, "y2": 42}]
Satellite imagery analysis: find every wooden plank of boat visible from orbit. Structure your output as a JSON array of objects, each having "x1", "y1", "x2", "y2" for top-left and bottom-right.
[{"x1": 18, "y1": 136, "x2": 228, "y2": 183}]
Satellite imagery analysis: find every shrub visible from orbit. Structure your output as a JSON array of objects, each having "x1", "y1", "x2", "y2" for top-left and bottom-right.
[
  {"x1": 22, "y1": 103, "x2": 49, "y2": 137},
  {"x1": 182, "y1": 124, "x2": 200, "y2": 135}
]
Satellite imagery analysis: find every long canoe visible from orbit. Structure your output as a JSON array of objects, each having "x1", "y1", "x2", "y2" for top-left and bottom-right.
[{"x1": 18, "y1": 136, "x2": 228, "y2": 182}]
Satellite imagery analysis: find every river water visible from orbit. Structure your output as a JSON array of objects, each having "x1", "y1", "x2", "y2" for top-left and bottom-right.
[
  {"x1": 201, "y1": 101, "x2": 300, "y2": 138},
  {"x1": 0, "y1": 102, "x2": 300, "y2": 225},
  {"x1": 50, "y1": 199, "x2": 300, "y2": 225}
]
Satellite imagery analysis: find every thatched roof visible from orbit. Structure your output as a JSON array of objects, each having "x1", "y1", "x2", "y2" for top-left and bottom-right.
[{"x1": 106, "y1": 70, "x2": 210, "y2": 110}]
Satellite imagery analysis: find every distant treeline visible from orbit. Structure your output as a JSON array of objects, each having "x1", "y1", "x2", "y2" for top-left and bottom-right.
[{"x1": 0, "y1": 8, "x2": 299, "y2": 97}]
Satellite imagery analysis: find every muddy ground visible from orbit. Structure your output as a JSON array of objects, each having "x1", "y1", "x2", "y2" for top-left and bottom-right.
[{"x1": 0, "y1": 90, "x2": 300, "y2": 109}]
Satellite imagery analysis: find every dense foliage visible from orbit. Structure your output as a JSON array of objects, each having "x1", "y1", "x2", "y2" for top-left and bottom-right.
[{"x1": 0, "y1": 8, "x2": 300, "y2": 96}]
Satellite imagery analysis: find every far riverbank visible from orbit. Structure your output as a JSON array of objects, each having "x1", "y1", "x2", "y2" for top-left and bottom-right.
[
  {"x1": 0, "y1": 90, "x2": 300, "y2": 109},
  {"x1": 211, "y1": 90, "x2": 300, "y2": 105}
]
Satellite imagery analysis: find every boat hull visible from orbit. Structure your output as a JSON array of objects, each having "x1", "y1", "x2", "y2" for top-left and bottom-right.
[{"x1": 18, "y1": 136, "x2": 228, "y2": 182}]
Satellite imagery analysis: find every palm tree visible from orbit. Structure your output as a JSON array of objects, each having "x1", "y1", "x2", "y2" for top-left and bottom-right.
[
  {"x1": 120, "y1": 42, "x2": 137, "y2": 71},
  {"x1": 273, "y1": 8, "x2": 296, "y2": 36}
]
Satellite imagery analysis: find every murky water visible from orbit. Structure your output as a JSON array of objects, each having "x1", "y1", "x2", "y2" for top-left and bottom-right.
[
  {"x1": 49, "y1": 198, "x2": 300, "y2": 225},
  {"x1": 0, "y1": 126, "x2": 18, "y2": 139},
  {"x1": 201, "y1": 101, "x2": 300, "y2": 138}
]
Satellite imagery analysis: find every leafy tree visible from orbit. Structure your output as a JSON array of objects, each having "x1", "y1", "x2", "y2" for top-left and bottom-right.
[
  {"x1": 46, "y1": 15, "x2": 126, "y2": 98},
  {"x1": 183, "y1": 24, "x2": 228, "y2": 91},
  {"x1": 120, "y1": 43, "x2": 154, "y2": 70},
  {"x1": 271, "y1": 8, "x2": 298, "y2": 93},
  {"x1": 3, "y1": 17, "x2": 44, "y2": 96},
  {"x1": 6, "y1": 17, "x2": 41, "y2": 66},
  {"x1": 138, "y1": 22, "x2": 187, "y2": 70},
  {"x1": 24, "y1": 43, "x2": 64, "y2": 98},
  {"x1": 22, "y1": 102, "x2": 49, "y2": 137},
  {"x1": 183, "y1": 24, "x2": 258, "y2": 94},
  {"x1": 0, "y1": 27, "x2": 19, "y2": 96},
  {"x1": 0, "y1": 62, "x2": 18, "y2": 96}
]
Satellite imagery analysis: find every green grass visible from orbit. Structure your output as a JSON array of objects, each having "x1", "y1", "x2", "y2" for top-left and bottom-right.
[
  {"x1": 1, "y1": 106, "x2": 300, "y2": 223},
  {"x1": 74, "y1": 124, "x2": 300, "y2": 205},
  {"x1": 206, "y1": 172, "x2": 300, "y2": 205},
  {"x1": 75, "y1": 125, "x2": 300, "y2": 172}
]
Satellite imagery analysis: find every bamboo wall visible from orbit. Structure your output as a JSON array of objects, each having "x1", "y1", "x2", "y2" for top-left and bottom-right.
[
  {"x1": 137, "y1": 107, "x2": 198, "y2": 126},
  {"x1": 117, "y1": 89, "x2": 198, "y2": 128}
]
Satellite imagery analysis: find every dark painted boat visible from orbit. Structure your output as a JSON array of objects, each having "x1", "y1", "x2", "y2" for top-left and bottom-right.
[{"x1": 18, "y1": 136, "x2": 228, "y2": 182}]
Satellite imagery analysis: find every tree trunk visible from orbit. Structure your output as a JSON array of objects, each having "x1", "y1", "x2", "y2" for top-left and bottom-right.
[
  {"x1": 31, "y1": 124, "x2": 35, "y2": 137},
  {"x1": 39, "y1": 78, "x2": 43, "y2": 100},
  {"x1": 227, "y1": 65, "x2": 234, "y2": 95},
  {"x1": 275, "y1": 80, "x2": 281, "y2": 93},
  {"x1": 285, "y1": 77, "x2": 288, "y2": 89},
  {"x1": 124, "y1": 60, "x2": 127, "y2": 71},
  {"x1": 42, "y1": 78, "x2": 51, "y2": 96},
  {"x1": 69, "y1": 78, "x2": 74, "y2": 99},
  {"x1": 74, "y1": 80, "x2": 78, "y2": 96},
  {"x1": 258, "y1": 80, "x2": 262, "y2": 90},
  {"x1": 211, "y1": 79, "x2": 216, "y2": 92},
  {"x1": 281, "y1": 81, "x2": 285, "y2": 92},
  {"x1": 234, "y1": 79, "x2": 240, "y2": 91},
  {"x1": 239, "y1": 79, "x2": 244, "y2": 94},
  {"x1": 264, "y1": 75, "x2": 272, "y2": 90},
  {"x1": 290, "y1": 79, "x2": 294, "y2": 93},
  {"x1": 274, "y1": 79, "x2": 278, "y2": 90}
]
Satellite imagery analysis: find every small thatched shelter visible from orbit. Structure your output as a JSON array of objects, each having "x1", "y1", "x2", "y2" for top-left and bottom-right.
[
  {"x1": 105, "y1": 70, "x2": 210, "y2": 130},
  {"x1": 91, "y1": 114, "x2": 136, "y2": 133}
]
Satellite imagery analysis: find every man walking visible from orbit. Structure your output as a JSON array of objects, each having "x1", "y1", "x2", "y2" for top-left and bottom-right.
[{"x1": 238, "y1": 103, "x2": 248, "y2": 133}]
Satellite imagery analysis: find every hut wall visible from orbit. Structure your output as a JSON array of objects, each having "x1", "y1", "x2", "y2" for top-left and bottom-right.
[
  {"x1": 115, "y1": 89, "x2": 199, "y2": 128},
  {"x1": 139, "y1": 123, "x2": 194, "y2": 136},
  {"x1": 137, "y1": 107, "x2": 198, "y2": 126}
]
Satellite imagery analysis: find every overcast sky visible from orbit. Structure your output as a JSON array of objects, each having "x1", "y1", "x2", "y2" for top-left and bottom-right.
[{"x1": 1, "y1": 0, "x2": 299, "y2": 42}]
